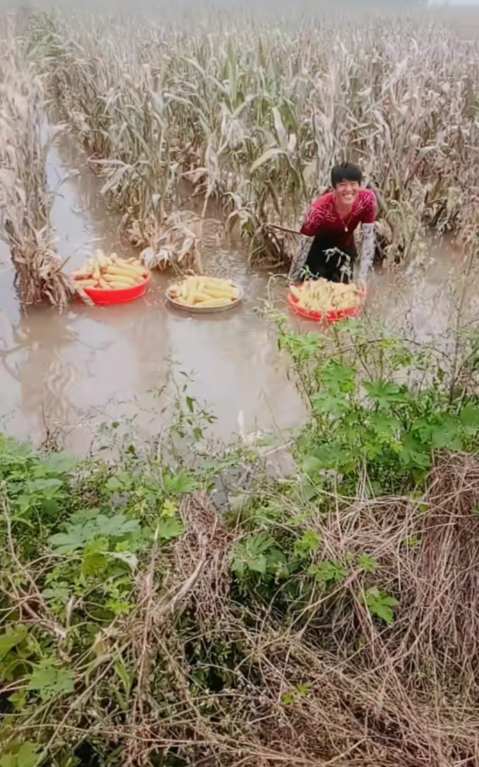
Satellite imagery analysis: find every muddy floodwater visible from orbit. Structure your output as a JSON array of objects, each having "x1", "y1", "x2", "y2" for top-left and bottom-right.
[{"x1": 0, "y1": 139, "x2": 476, "y2": 452}]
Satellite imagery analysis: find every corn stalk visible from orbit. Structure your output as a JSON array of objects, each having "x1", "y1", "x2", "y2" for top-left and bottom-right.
[{"x1": 0, "y1": 34, "x2": 74, "y2": 309}]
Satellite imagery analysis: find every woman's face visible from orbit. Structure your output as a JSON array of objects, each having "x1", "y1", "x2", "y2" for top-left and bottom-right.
[{"x1": 334, "y1": 180, "x2": 360, "y2": 207}]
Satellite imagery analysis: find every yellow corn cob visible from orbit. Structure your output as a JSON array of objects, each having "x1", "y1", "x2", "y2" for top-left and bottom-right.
[
  {"x1": 105, "y1": 266, "x2": 143, "y2": 282},
  {"x1": 108, "y1": 260, "x2": 144, "y2": 274},
  {"x1": 95, "y1": 250, "x2": 108, "y2": 270},
  {"x1": 108, "y1": 281, "x2": 131, "y2": 290},
  {"x1": 195, "y1": 298, "x2": 232, "y2": 308},
  {"x1": 192, "y1": 290, "x2": 215, "y2": 304},
  {"x1": 202, "y1": 284, "x2": 236, "y2": 299},
  {"x1": 103, "y1": 273, "x2": 137, "y2": 287}
]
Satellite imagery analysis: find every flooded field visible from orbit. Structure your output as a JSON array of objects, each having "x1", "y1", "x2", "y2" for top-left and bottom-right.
[
  {"x1": 0, "y1": 137, "x2": 474, "y2": 452},
  {"x1": 0, "y1": 138, "x2": 310, "y2": 451}
]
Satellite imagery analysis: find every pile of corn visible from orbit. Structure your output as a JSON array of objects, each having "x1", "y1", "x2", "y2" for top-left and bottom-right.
[
  {"x1": 290, "y1": 279, "x2": 362, "y2": 312},
  {"x1": 167, "y1": 276, "x2": 241, "y2": 308},
  {"x1": 73, "y1": 251, "x2": 149, "y2": 290}
]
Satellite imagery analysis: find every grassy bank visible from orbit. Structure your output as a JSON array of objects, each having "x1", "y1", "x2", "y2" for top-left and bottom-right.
[
  {"x1": 2, "y1": 319, "x2": 479, "y2": 765},
  {"x1": 26, "y1": 5, "x2": 479, "y2": 267}
]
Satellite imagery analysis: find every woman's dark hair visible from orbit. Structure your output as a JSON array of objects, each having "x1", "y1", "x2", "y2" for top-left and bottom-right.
[{"x1": 331, "y1": 162, "x2": 363, "y2": 188}]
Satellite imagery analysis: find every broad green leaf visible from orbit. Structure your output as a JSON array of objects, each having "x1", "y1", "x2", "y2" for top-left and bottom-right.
[
  {"x1": 163, "y1": 472, "x2": 197, "y2": 495},
  {"x1": 106, "y1": 600, "x2": 131, "y2": 615},
  {"x1": 363, "y1": 380, "x2": 409, "y2": 408},
  {"x1": 357, "y1": 554, "x2": 378, "y2": 574},
  {"x1": 230, "y1": 534, "x2": 274, "y2": 576},
  {"x1": 368, "y1": 413, "x2": 401, "y2": 438},
  {"x1": 312, "y1": 391, "x2": 349, "y2": 418},
  {"x1": 371, "y1": 601, "x2": 395, "y2": 625},
  {"x1": 399, "y1": 435, "x2": 431, "y2": 470},
  {"x1": 246, "y1": 554, "x2": 267, "y2": 574},
  {"x1": 301, "y1": 455, "x2": 322, "y2": 475},
  {"x1": 50, "y1": 514, "x2": 140, "y2": 553},
  {"x1": 158, "y1": 516, "x2": 186, "y2": 540},
  {"x1": 105, "y1": 476, "x2": 124, "y2": 492},
  {"x1": 363, "y1": 587, "x2": 398, "y2": 625},
  {"x1": 105, "y1": 470, "x2": 132, "y2": 492},
  {"x1": 460, "y1": 404, "x2": 479, "y2": 434},
  {"x1": 82, "y1": 548, "x2": 109, "y2": 577},
  {"x1": 309, "y1": 560, "x2": 346, "y2": 585},
  {"x1": 49, "y1": 526, "x2": 88, "y2": 553},
  {"x1": 0, "y1": 627, "x2": 27, "y2": 661},
  {"x1": 94, "y1": 514, "x2": 139, "y2": 538},
  {"x1": 14, "y1": 743, "x2": 40, "y2": 767},
  {"x1": 320, "y1": 361, "x2": 356, "y2": 394},
  {"x1": 28, "y1": 664, "x2": 75, "y2": 700},
  {"x1": 294, "y1": 530, "x2": 321, "y2": 559},
  {"x1": 310, "y1": 443, "x2": 351, "y2": 470},
  {"x1": 0, "y1": 742, "x2": 40, "y2": 767},
  {"x1": 266, "y1": 548, "x2": 288, "y2": 575},
  {"x1": 26, "y1": 478, "x2": 64, "y2": 500},
  {"x1": 430, "y1": 415, "x2": 462, "y2": 451},
  {"x1": 69, "y1": 508, "x2": 100, "y2": 524},
  {"x1": 411, "y1": 416, "x2": 434, "y2": 443},
  {"x1": 35, "y1": 452, "x2": 76, "y2": 476}
]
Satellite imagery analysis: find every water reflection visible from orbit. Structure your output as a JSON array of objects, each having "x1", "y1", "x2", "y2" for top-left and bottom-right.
[{"x1": 0, "y1": 136, "x2": 306, "y2": 450}]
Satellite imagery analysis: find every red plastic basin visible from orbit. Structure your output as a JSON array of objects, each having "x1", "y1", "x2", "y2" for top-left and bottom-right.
[
  {"x1": 76, "y1": 273, "x2": 151, "y2": 305},
  {"x1": 287, "y1": 284, "x2": 365, "y2": 323}
]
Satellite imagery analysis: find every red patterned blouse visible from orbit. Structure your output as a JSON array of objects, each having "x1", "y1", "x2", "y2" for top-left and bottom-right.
[{"x1": 300, "y1": 189, "x2": 376, "y2": 250}]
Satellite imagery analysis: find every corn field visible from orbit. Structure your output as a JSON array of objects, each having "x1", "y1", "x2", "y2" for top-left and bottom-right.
[
  {"x1": 2, "y1": 5, "x2": 479, "y2": 294},
  {"x1": 0, "y1": 19, "x2": 75, "y2": 309},
  {"x1": 26, "y1": 6, "x2": 479, "y2": 267}
]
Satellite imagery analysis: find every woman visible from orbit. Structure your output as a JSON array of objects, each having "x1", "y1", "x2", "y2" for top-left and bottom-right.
[{"x1": 288, "y1": 163, "x2": 376, "y2": 284}]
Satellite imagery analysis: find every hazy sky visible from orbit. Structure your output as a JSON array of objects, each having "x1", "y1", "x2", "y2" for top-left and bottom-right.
[{"x1": 430, "y1": 1, "x2": 479, "y2": 5}]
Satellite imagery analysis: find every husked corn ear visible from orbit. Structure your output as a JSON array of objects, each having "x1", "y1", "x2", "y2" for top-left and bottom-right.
[
  {"x1": 73, "y1": 251, "x2": 150, "y2": 293},
  {"x1": 108, "y1": 281, "x2": 131, "y2": 289},
  {"x1": 192, "y1": 290, "x2": 215, "y2": 303},
  {"x1": 104, "y1": 273, "x2": 137, "y2": 286},
  {"x1": 167, "y1": 275, "x2": 242, "y2": 309},
  {"x1": 290, "y1": 279, "x2": 362, "y2": 312},
  {"x1": 202, "y1": 284, "x2": 236, "y2": 298},
  {"x1": 106, "y1": 266, "x2": 143, "y2": 281}
]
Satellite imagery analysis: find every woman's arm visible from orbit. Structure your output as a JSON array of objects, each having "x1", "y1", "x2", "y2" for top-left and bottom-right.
[
  {"x1": 288, "y1": 200, "x2": 325, "y2": 282},
  {"x1": 300, "y1": 203, "x2": 324, "y2": 237}
]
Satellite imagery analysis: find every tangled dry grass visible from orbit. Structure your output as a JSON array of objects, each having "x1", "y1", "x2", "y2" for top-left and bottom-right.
[
  {"x1": 118, "y1": 456, "x2": 479, "y2": 767},
  {"x1": 4, "y1": 454, "x2": 479, "y2": 766},
  {"x1": 144, "y1": 457, "x2": 479, "y2": 767}
]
